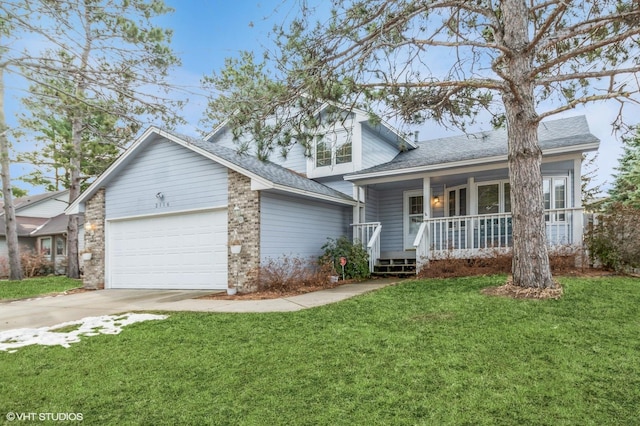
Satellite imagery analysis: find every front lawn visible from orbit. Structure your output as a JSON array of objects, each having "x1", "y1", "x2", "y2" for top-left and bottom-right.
[
  {"x1": 0, "y1": 276, "x2": 81, "y2": 300},
  {"x1": 1, "y1": 275, "x2": 639, "y2": 424}
]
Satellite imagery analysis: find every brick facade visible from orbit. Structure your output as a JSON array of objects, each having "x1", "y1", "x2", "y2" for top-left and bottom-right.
[
  {"x1": 83, "y1": 188, "x2": 106, "y2": 289},
  {"x1": 227, "y1": 170, "x2": 260, "y2": 292}
]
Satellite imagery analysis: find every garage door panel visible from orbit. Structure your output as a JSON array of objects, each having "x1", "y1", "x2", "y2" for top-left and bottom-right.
[{"x1": 108, "y1": 210, "x2": 227, "y2": 289}]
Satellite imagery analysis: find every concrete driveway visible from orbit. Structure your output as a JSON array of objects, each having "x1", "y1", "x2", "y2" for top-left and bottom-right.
[
  {"x1": 0, "y1": 289, "x2": 212, "y2": 331},
  {"x1": 0, "y1": 280, "x2": 399, "y2": 331}
]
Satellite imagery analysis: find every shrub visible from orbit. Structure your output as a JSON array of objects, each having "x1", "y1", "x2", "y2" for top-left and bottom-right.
[
  {"x1": 21, "y1": 252, "x2": 55, "y2": 278},
  {"x1": 0, "y1": 253, "x2": 55, "y2": 278},
  {"x1": 319, "y1": 236, "x2": 370, "y2": 280},
  {"x1": 418, "y1": 245, "x2": 583, "y2": 279},
  {"x1": 253, "y1": 256, "x2": 334, "y2": 293},
  {"x1": 586, "y1": 205, "x2": 640, "y2": 272},
  {"x1": 0, "y1": 257, "x2": 8, "y2": 278}
]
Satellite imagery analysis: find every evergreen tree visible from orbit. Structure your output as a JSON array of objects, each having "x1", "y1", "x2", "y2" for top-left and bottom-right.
[
  {"x1": 1, "y1": 0, "x2": 182, "y2": 279},
  {"x1": 609, "y1": 127, "x2": 640, "y2": 209}
]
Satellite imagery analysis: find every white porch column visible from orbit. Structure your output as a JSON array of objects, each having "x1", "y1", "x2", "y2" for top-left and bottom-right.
[
  {"x1": 572, "y1": 157, "x2": 584, "y2": 247},
  {"x1": 353, "y1": 184, "x2": 361, "y2": 242},
  {"x1": 468, "y1": 177, "x2": 477, "y2": 215},
  {"x1": 423, "y1": 176, "x2": 431, "y2": 219},
  {"x1": 467, "y1": 177, "x2": 476, "y2": 249},
  {"x1": 421, "y1": 176, "x2": 431, "y2": 267}
]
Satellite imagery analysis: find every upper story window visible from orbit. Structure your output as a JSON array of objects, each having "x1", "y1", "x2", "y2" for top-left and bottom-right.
[
  {"x1": 315, "y1": 137, "x2": 332, "y2": 167},
  {"x1": 335, "y1": 139, "x2": 352, "y2": 164},
  {"x1": 314, "y1": 129, "x2": 352, "y2": 168}
]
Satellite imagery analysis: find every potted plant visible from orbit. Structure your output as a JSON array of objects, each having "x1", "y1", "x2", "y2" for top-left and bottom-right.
[
  {"x1": 226, "y1": 285, "x2": 237, "y2": 296},
  {"x1": 229, "y1": 229, "x2": 242, "y2": 254},
  {"x1": 229, "y1": 239, "x2": 242, "y2": 254}
]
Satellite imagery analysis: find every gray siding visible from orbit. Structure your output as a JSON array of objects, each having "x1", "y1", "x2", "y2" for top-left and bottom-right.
[
  {"x1": 361, "y1": 125, "x2": 399, "y2": 169},
  {"x1": 431, "y1": 184, "x2": 446, "y2": 218},
  {"x1": 105, "y1": 139, "x2": 228, "y2": 219},
  {"x1": 260, "y1": 192, "x2": 351, "y2": 261},
  {"x1": 271, "y1": 144, "x2": 308, "y2": 174},
  {"x1": 365, "y1": 187, "x2": 380, "y2": 223},
  {"x1": 378, "y1": 189, "x2": 405, "y2": 253},
  {"x1": 319, "y1": 178, "x2": 354, "y2": 196},
  {"x1": 210, "y1": 127, "x2": 308, "y2": 174}
]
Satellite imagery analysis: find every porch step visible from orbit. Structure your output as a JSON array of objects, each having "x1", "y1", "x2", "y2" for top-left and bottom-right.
[{"x1": 373, "y1": 258, "x2": 417, "y2": 276}]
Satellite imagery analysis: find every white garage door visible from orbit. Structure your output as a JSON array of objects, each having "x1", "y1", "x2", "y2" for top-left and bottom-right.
[{"x1": 107, "y1": 209, "x2": 227, "y2": 289}]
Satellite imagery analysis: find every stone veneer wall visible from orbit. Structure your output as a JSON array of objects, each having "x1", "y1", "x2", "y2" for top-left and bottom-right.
[
  {"x1": 83, "y1": 188, "x2": 106, "y2": 289},
  {"x1": 227, "y1": 170, "x2": 260, "y2": 292}
]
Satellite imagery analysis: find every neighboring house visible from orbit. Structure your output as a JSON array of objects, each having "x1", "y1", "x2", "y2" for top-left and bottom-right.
[
  {"x1": 67, "y1": 112, "x2": 599, "y2": 291},
  {"x1": 0, "y1": 190, "x2": 84, "y2": 275}
]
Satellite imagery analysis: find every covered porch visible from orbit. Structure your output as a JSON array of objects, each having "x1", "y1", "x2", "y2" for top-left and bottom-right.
[{"x1": 349, "y1": 157, "x2": 584, "y2": 274}]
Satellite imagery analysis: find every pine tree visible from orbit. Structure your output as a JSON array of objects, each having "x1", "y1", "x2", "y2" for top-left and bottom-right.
[{"x1": 609, "y1": 127, "x2": 640, "y2": 209}]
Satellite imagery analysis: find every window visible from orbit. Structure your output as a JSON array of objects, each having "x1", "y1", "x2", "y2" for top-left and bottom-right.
[
  {"x1": 477, "y1": 181, "x2": 510, "y2": 214},
  {"x1": 39, "y1": 237, "x2": 52, "y2": 257},
  {"x1": 404, "y1": 190, "x2": 424, "y2": 249},
  {"x1": 315, "y1": 137, "x2": 332, "y2": 167},
  {"x1": 478, "y1": 183, "x2": 500, "y2": 214},
  {"x1": 544, "y1": 177, "x2": 567, "y2": 221},
  {"x1": 314, "y1": 129, "x2": 352, "y2": 168},
  {"x1": 335, "y1": 139, "x2": 352, "y2": 164},
  {"x1": 56, "y1": 237, "x2": 66, "y2": 256},
  {"x1": 447, "y1": 186, "x2": 467, "y2": 230}
]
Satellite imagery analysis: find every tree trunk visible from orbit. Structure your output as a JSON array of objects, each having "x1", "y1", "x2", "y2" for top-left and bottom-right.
[
  {"x1": 0, "y1": 67, "x2": 23, "y2": 280},
  {"x1": 502, "y1": 0, "x2": 554, "y2": 289},
  {"x1": 66, "y1": 115, "x2": 82, "y2": 279},
  {"x1": 66, "y1": 7, "x2": 92, "y2": 280}
]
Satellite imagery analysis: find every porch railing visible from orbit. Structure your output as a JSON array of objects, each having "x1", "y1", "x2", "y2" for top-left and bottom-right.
[
  {"x1": 352, "y1": 222, "x2": 382, "y2": 273},
  {"x1": 424, "y1": 207, "x2": 583, "y2": 258},
  {"x1": 412, "y1": 221, "x2": 429, "y2": 273}
]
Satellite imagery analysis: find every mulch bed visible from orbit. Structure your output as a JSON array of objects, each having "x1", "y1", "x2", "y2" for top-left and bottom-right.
[
  {"x1": 197, "y1": 279, "x2": 357, "y2": 301},
  {"x1": 481, "y1": 281, "x2": 564, "y2": 300}
]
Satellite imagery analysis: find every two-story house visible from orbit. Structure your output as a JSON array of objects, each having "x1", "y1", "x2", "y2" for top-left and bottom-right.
[{"x1": 67, "y1": 108, "x2": 598, "y2": 291}]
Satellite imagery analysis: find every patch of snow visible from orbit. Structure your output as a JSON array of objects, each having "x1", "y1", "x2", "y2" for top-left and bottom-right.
[{"x1": 0, "y1": 313, "x2": 168, "y2": 353}]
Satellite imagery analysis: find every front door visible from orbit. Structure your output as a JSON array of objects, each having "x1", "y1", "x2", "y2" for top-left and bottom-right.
[{"x1": 404, "y1": 190, "x2": 424, "y2": 250}]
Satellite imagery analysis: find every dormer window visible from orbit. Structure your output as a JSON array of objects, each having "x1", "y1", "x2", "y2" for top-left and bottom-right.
[
  {"x1": 314, "y1": 129, "x2": 352, "y2": 168},
  {"x1": 336, "y1": 139, "x2": 352, "y2": 164},
  {"x1": 316, "y1": 137, "x2": 332, "y2": 167}
]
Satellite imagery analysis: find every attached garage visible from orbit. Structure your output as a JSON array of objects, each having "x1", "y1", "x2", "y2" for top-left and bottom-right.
[{"x1": 107, "y1": 209, "x2": 227, "y2": 290}]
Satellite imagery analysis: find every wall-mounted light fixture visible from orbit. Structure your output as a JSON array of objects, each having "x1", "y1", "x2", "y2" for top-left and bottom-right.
[
  {"x1": 84, "y1": 222, "x2": 97, "y2": 232},
  {"x1": 433, "y1": 195, "x2": 440, "y2": 206},
  {"x1": 233, "y1": 205, "x2": 245, "y2": 223},
  {"x1": 156, "y1": 192, "x2": 164, "y2": 201}
]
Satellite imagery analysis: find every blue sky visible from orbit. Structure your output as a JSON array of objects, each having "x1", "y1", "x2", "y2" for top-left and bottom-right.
[{"x1": 6, "y1": 0, "x2": 637, "y2": 195}]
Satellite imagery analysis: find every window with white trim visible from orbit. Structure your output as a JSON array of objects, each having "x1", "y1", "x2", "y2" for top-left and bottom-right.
[
  {"x1": 477, "y1": 180, "x2": 511, "y2": 214},
  {"x1": 56, "y1": 236, "x2": 66, "y2": 256},
  {"x1": 314, "y1": 129, "x2": 352, "y2": 168},
  {"x1": 544, "y1": 177, "x2": 567, "y2": 221},
  {"x1": 39, "y1": 237, "x2": 52, "y2": 257}
]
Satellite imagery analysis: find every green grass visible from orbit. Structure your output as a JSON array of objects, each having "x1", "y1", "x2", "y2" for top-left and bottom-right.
[
  {"x1": 0, "y1": 276, "x2": 82, "y2": 300},
  {"x1": 1, "y1": 275, "x2": 639, "y2": 425}
]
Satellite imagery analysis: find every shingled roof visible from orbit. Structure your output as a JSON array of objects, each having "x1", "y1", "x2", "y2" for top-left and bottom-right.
[
  {"x1": 346, "y1": 115, "x2": 599, "y2": 178},
  {"x1": 174, "y1": 132, "x2": 356, "y2": 204}
]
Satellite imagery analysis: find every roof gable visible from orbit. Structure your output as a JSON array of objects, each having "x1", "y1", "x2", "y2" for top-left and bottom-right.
[
  {"x1": 205, "y1": 103, "x2": 416, "y2": 150},
  {"x1": 67, "y1": 127, "x2": 356, "y2": 214}
]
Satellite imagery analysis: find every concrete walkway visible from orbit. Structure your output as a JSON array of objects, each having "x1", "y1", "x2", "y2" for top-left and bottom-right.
[{"x1": 0, "y1": 279, "x2": 401, "y2": 331}]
